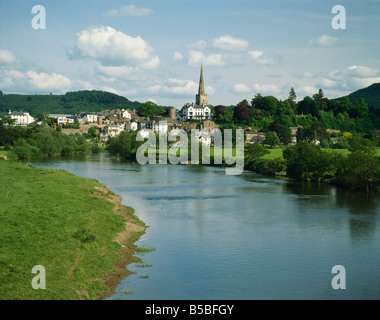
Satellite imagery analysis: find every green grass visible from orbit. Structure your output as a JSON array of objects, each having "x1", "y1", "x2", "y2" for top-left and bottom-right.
[
  {"x1": 0, "y1": 147, "x2": 17, "y2": 160},
  {"x1": 136, "y1": 247, "x2": 156, "y2": 253},
  {"x1": 0, "y1": 160, "x2": 143, "y2": 300},
  {"x1": 257, "y1": 147, "x2": 380, "y2": 160},
  {"x1": 260, "y1": 148, "x2": 284, "y2": 160}
]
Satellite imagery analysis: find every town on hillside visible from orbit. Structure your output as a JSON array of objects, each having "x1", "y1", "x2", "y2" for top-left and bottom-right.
[{"x1": 1, "y1": 65, "x2": 379, "y2": 148}]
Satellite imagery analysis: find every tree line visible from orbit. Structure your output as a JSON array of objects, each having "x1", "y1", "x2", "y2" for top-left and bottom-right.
[
  {"x1": 0, "y1": 124, "x2": 90, "y2": 159},
  {"x1": 214, "y1": 88, "x2": 379, "y2": 136},
  {"x1": 243, "y1": 136, "x2": 380, "y2": 194}
]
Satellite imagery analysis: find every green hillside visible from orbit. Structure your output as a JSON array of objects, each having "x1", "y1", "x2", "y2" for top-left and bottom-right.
[
  {"x1": 0, "y1": 90, "x2": 141, "y2": 117},
  {"x1": 335, "y1": 83, "x2": 380, "y2": 109}
]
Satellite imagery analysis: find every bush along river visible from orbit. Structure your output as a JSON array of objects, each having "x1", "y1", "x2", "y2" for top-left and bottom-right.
[{"x1": 29, "y1": 153, "x2": 380, "y2": 300}]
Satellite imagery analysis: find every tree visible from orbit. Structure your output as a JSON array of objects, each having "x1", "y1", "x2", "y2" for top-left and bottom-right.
[
  {"x1": 335, "y1": 151, "x2": 380, "y2": 193},
  {"x1": 214, "y1": 105, "x2": 226, "y2": 117},
  {"x1": 283, "y1": 141, "x2": 340, "y2": 181},
  {"x1": 268, "y1": 120, "x2": 280, "y2": 134},
  {"x1": 233, "y1": 102, "x2": 252, "y2": 122},
  {"x1": 297, "y1": 96, "x2": 319, "y2": 116},
  {"x1": 313, "y1": 88, "x2": 325, "y2": 110},
  {"x1": 244, "y1": 142, "x2": 270, "y2": 168},
  {"x1": 88, "y1": 126, "x2": 98, "y2": 139},
  {"x1": 348, "y1": 136, "x2": 375, "y2": 154},
  {"x1": 297, "y1": 122, "x2": 329, "y2": 143},
  {"x1": 288, "y1": 87, "x2": 296, "y2": 102},
  {"x1": 139, "y1": 101, "x2": 159, "y2": 118},
  {"x1": 278, "y1": 126, "x2": 292, "y2": 146},
  {"x1": 107, "y1": 131, "x2": 142, "y2": 159},
  {"x1": 252, "y1": 95, "x2": 280, "y2": 116},
  {"x1": 264, "y1": 131, "x2": 280, "y2": 148}
]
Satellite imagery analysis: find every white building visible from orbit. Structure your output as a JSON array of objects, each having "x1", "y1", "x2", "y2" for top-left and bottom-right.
[
  {"x1": 99, "y1": 124, "x2": 125, "y2": 141},
  {"x1": 81, "y1": 112, "x2": 98, "y2": 123},
  {"x1": 153, "y1": 121, "x2": 168, "y2": 134},
  {"x1": 125, "y1": 121, "x2": 138, "y2": 131},
  {"x1": 5, "y1": 110, "x2": 35, "y2": 126},
  {"x1": 176, "y1": 103, "x2": 211, "y2": 122},
  {"x1": 137, "y1": 129, "x2": 153, "y2": 140},
  {"x1": 122, "y1": 109, "x2": 132, "y2": 120},
  {"x1": 48, "y1": 114, "x2": 75, "y2": 125},
  {"x1": 176, "y1": 65, "x2": 212, "y2": 121}
]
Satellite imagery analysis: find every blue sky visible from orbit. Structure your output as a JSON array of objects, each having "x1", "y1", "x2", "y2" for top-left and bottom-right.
[{"x1": 0, "y1": 0, "x2": 379, "y2": 108}]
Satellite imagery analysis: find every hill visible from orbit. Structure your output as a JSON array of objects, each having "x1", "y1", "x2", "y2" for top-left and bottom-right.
[
  {"x1": 335, "y1": 83, "x2": 380, "y2": 109},
  {"x1": 0, "y1": 90, "x2": 141, "y2": 116}
]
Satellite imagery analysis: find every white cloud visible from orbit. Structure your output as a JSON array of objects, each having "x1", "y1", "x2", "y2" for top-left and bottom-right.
[
  {"x1": 322, "y1": 65, "x2": 380, "y2": 92},
  {"x1": 345, "y1": 65, "x2": 379, "y2": 78},
  {"x1": 248, "y1": 50, "x2": 282, "y2": 66},
  {"x1": 103, "y1": 5, "x2": 152, "y2": 17},
  {"x1": 293, "y1": 72, "x2": 315, "y2": 79},
  {"x1": 0, "y1": 69, "x2": 72, "y2": 93},
  {"x1": 188, "y1": 50, "x2": 225, "y2": 67},
  {"x1": 97, "y1": 65, "x2": 136, "y2": 79},
  {"x1": 234, "y1": 83, "x2": 251, "y2": 94},
  {"x1": 26, "y1": 71, "x2": 72, "y2": 91},
  {"x1": 67, "y1": 26, "x2": 159, "y2": 69},
  {"x1": 212, "y1": 35, "x2": 249, "y2": 51},
  {"x1": 173, "y1": 52, "x2": 184, "y2": 61},
  {"x1": 165, "y1": 78, "x2": 198, "y2": 95},
  {"x1": 297, "y1": 85, "x2": 318, "y2": 97},
  {"x1": 185, "y1": 40, "x2": 208, "y2": 50},
  {"x1": 317, "y1": 78, "x2": 337, "y2": 88},
  {"x1": 252, "y1": 84, "x2": 280, "y2": 94},
  {"x1": 0, "y1": 49, "x2": 16, "y2": 65},
  {"x1": 248, "y1": 51, "x2": 263, "y2": 59},
  {"x1": 308, "y1": 34, "x2": 338, "y2": 47}
]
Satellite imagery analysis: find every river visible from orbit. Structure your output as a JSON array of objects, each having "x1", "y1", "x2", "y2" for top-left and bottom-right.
[{"x1": 29, "y1": 153, "x2": 380, "y2": 300}]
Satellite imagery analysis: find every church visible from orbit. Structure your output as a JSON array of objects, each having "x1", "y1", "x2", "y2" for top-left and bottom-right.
[{"x1": 176, "y1": 65, "x2": 212, "y2": 121}]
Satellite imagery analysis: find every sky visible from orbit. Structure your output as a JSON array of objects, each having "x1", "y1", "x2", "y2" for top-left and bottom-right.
[{"x1": 0, "y1": 0, "x2": 379, "y2": 109}]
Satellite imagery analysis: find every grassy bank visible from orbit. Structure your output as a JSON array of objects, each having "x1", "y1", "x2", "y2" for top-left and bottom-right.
[{"x1": 0, "y1": 159, "x2": 145, "y2": 300}]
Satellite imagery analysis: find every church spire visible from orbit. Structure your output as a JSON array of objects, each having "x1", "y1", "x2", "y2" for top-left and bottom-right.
[
  {"x1": 198, "y1": 64, "x2": 205, "y2": 95},
  {"x1": 196, "y1": 64, "x2": 207, "y2": 105}
]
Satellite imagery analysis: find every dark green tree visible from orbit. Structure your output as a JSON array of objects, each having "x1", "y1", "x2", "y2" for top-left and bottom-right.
[{"x1": 264, "y1": 131, "x2": 280, "y2": 148}]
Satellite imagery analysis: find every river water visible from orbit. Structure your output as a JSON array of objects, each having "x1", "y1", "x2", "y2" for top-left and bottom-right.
[{"x1": 29, "y1": 153, "x2": 380, "y2": 300}]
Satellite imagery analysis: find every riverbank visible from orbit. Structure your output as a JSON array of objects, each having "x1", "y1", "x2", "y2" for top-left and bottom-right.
[{"x1": 0, "y1": 158, "x2": 145, "y2": 300}]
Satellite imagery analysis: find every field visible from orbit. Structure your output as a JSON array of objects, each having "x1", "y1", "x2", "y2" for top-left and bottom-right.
[
  {"x1": 0, "y1": 159, "x2": 144, "y2": 300},
  {"x1": 260, "y1": 147, "x2": 380, "y2": 160}
]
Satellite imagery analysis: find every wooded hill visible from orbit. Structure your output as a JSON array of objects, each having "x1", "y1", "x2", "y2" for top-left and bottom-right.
[
  {"x1": 335, "y1": 83, "x2": 380, "y2": 109},
  {"x1": 0, "y1": 90, "x2": 141, "y2": 116}
]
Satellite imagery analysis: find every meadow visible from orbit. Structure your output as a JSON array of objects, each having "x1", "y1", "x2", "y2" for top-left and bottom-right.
[{"x1": 0, "y1": 159, "x2": 144, "y2": 300}]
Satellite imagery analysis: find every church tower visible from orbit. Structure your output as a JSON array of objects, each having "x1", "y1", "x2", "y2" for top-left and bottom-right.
[{"x1": 195, "y1": 64, "x2": 207, "y2": 106}]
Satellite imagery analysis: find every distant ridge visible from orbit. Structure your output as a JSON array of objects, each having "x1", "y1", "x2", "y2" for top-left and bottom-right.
[
  {"x1": 0, "y1": 90, "x2": 142, "y2": 116},
  {"x1": 334, "y1": 83, "x2": 380, "y2": 109}
]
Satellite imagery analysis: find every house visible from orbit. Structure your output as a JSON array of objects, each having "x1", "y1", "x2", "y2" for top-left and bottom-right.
[
  {"x1": 137, "y1": 129, "x2": 153, "y2": 140},
  {"x1": 192, "y1": 130, "x2": 212, "y2": 146},
  {"x1": 198, "y1": 120, "x2": 217, "y2": 132},
  {"x1": 48, "y1": 114, "x2": 76, "y2": 125},
  {"x1": 99, "y1": 124, "x2": 125, "y2": 140},
  {"x1": 245, "y1": 131, "x2": 266, "y2": 144},
  {"x1": 176, "y1": 65, "x2": 212, "y2": 121},
  {"x1": 5, "y1": 110, "x2": 35, "y2": 126},
  {"x1": 121, "y1": 109, "x2": 132, "y2": 120},
  {"x1": 290, "y1": 126, "x2": 301, "y2": 145},
  {"x1": 125, "y1": 121, "x2": 138, "y2": 131},
  {"x1": 138, "y1": 119, "x2": 168, "y2": 134},
  {"x1": 153, "y1": 121, "x2": 168, "y2": 134},
  {"x1": 80, "y1": 112, "x2": 98, "y2": 123}
]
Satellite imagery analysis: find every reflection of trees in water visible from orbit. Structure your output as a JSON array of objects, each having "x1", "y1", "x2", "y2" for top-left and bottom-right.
[
  {"x1": 283, "y1": 180, "x2": 331, "y2": 196},
  {"x1": 283, "y1": 180, "x2": 379, "y2": 241},
  {"x1": 335, "y1": 188, "x2": 379, "y2": 241}
]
